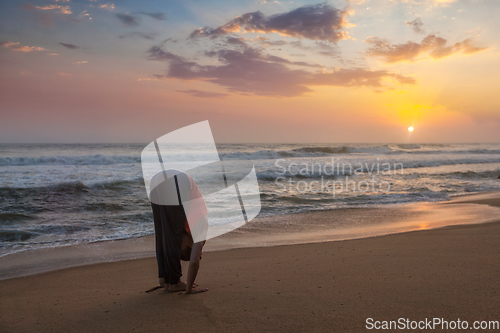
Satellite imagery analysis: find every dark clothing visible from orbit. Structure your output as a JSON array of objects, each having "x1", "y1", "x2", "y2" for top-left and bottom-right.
[
  {"x1": 151, "y1": 202, "x2": 185, "y2": 285},
  {"x1": 149, "y1": 171, "x2": 207, "y2": 284}
]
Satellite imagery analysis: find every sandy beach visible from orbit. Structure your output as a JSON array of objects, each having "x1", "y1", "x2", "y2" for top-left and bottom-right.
[
  {"x1": 1, "y1": 194, "x2": 500, "y2": 332},
  {"x1": 2, "y1": 0, "x2": 500, "y2": 329}
]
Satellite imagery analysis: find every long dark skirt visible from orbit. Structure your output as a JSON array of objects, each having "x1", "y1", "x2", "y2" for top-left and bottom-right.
[{"x1": 151, "y1": 202, "x2": 186, "y2": 285}]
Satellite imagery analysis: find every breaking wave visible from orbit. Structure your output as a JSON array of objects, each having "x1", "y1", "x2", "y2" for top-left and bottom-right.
[{"x1": 0, "y1": 154, "x2": 140, "y2": 166}]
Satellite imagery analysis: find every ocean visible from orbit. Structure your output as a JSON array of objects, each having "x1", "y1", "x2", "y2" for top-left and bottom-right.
[{"x1": 1, "y1": 143, "x2": 500, "y2": 258}]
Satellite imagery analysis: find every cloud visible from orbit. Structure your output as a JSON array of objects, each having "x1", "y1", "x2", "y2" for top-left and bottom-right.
[
  {"x1": 116, "y1": 13, "x2": 139, "y2": 27},
  {"x1": 216, "y1": 36, "x2": 289, "y2": 52},
  {"x1": 162, "y1": 38, "x2": 178, "y2": 44},
  {"x1": 263, "y1": 39, "x2": 341, "y2": 58},
  {"x1": 365, "y1": 35, "x2": 488, "y2": 63},
  {"x1": 405, "y1": 18, "x2": 425, "y2": 34},
  {"x1": 0, "y1": 41, "x2": 46, "y2": 52},
  {"x1": 34, "y1": 5, "x2": 72, "y2": 15},
  {"x1": 153, "y1": 74, "x2": 166, "y2": 79},
  {"x1": 251, "y1": 36, "x2": 287, "y2": 47},
  {"x1": 139, "y1": 12, "x2": 166, "y2": 20},
  {"x1": 205, "y1": 47, "x2": 322, "y2": 68},
  {"x1": 77, "y1": 10, "x2": 91, "y2": 20},
  {"x1": 389, "y1": 0, "x2": 456, "y2": 5},
  {"x1": 314, "y1": 41, "x2": 341, "y2": 57},
  {"x1": 189, "y1": 3, "x2": 351, "y2": 43},
  {"x1": 22, "y1": 3, "x2": 76, "y2": 26},
  {"x1": 59, "y1": 42, "x2": 80, "y2": 49},
  {"x1": 147, "y1": 45, "x2": 414, "y2": 97},
  {"x1": 119, "y1": 32, "x2": 158, "y2": 40},
  {"x1": 177, "y1": 90, "x2": 229, "y2": 98},
  {"x1": 225, "y1": 37, "x2": 248, "y2": 47},
  {"x1": 432, "y1": 0, "x2": 457, "y2": 6},
  {"x1": 99, "y1": 3, "x2": 115, "y2": 11},
  {"x1": 309, "y1": 68, "x2": 416, "y2": 86},
  {"x1": 74, "y1": 61, "x2": 88, "y2": 64},
  {"x1": 250, "y1": 37, "x2": 341, "y2": 59},
  {"x1": 147, "y1": 46, "x2": 185, "y2": 62},
  {"x1": 115, "y1": 12, "x2": 166, "y2": 27}
]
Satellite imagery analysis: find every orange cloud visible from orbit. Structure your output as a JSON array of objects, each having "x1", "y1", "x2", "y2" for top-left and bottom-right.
[
  {"x1": 190, "y1": 3, "x2": 351, "y2": 43},
  {"x1": 365, "y1": 35, "x2": 488, "y2": 63},
  {"x1": 34, "y1": 5, "x2": 72, "y2": 15},
  {"x1": 147, "y1": 45, "x2": 415, "y2": 97},
  {"x1": 99, "y1": 4, "x2": 115, "y2": 11},
  {"x1": 0, "y1": 41, "x2": 46, "y2": 52}
]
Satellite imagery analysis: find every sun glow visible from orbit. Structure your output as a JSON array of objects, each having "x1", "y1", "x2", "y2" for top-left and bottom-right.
[{"x1": 408, "y1": 126, "x2": 414, "y2": 132}]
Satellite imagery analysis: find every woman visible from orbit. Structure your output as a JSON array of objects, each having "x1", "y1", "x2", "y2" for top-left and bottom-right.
[{"x1": 150, "y1": 170, "x2": 209, "y2": 294}]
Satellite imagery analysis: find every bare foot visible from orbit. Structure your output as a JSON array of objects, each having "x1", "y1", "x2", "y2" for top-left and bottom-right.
[
  {"x1": 159, "y1": 278, "x2": 166, "y2": 288},
  {"x1": 167, "y1": 281, "x2": 198, "y2": 292},
  {"x1": 167, "y1": 281, "x2": 187, "y2": 292},
  {"x1": 186, "y1": 287, "x2": 208, "y2": 294}
]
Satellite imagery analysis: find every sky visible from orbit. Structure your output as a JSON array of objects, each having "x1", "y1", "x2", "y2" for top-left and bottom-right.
[{"x1": 1, "y1": 0, "x2": 499, "y2": 143}]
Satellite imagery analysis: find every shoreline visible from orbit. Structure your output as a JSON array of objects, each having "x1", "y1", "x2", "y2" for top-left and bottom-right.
[
  {"x1": 1, "y1": 191, "x2": 500, "y2": 280},
  {"x1": 1, "y1": 204, "x2": 500, "y2": 331}
]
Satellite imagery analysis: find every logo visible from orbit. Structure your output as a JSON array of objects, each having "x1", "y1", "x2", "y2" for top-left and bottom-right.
[{"x1": 140, "y1": 120, "x2": 261, "y2": 242}]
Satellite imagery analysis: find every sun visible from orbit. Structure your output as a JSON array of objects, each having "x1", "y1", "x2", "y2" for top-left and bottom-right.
[{"x1": 408, "y1": 126, "x2": 414, "y2": 132}]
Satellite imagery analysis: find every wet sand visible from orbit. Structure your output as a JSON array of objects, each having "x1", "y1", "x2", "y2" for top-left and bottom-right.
[{"x1": 1, "y1": 193, "x2": 500, "y2": 332}]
